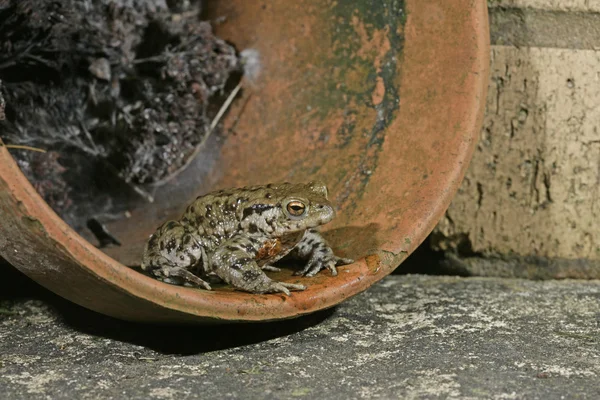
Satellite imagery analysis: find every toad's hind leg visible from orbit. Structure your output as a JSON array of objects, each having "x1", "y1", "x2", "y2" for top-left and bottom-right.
[
  {"x1": 141, "y1": 221, "x2": 211, "y2": 290},
  {"x1": 210, "y1": 235, "x2": 306, "y2": 295}
]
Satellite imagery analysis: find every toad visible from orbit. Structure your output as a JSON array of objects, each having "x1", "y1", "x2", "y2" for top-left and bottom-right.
[{"x1": 141, "y1": 182, "x2": 353, "y2": 295}]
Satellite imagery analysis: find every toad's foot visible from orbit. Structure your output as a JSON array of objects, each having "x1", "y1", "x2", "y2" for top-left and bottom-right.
[
  {"x1": 261, "y1": 281, "x2": 306, "y2": 296},
  {"x1": 160, "y1": 267, "x2": 212, "y2": 290},
  {"x1": 294, "y1": 255, "x2": 354, "y2": 277}
]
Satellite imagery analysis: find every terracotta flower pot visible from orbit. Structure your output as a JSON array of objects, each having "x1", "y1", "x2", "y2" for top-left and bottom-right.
[{"x1": 0, "y1": 0, "x2": 489, "y2": 323}]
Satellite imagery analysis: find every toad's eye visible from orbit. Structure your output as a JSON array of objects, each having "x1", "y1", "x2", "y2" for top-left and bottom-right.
[{"x1": 286, "y1": 200, "x2": 306, "y2": 216}]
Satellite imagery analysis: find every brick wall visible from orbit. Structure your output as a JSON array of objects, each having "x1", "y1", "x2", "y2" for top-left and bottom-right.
[{"x1": 428, "y1": 2, "x2": 600, "y2": 278}]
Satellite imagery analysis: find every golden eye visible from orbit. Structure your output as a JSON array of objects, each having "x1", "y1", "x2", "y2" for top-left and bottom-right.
[{"x1": 286, "y1": 200, "x2": 306, "y2": 216}]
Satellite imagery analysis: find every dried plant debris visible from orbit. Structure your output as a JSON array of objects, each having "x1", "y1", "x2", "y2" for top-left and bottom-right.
[
  {"x1": 0, "y1": 0, "x2": 242, "y2": 233},
  {"x1": 0, "y1": 81, "x2": 5, "y2": 121}
]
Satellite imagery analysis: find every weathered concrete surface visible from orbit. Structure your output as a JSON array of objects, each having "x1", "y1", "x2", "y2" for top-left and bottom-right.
[
  {"x1": 1, "y1": 266, "x2": 599, "y2": 399},
  {"x1": 430, "y1": 2, "x2": 600, "y2": 278}
]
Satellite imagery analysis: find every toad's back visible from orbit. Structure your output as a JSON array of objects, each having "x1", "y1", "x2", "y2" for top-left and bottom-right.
[
  {"x1": 178, "y1": 189, "x2": 252, "y2": 249},
  {"x1": 177, "y1": 182, "x2": 318, "y2": 248}
]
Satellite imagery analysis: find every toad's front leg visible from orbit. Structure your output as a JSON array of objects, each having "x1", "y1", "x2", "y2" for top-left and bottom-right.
[
  {"x1": 210, "y1": 235, "x2": 306, "y2": 295},
  {"x1": 293, "y1": 229, "x2": 354, "y2": 277}
]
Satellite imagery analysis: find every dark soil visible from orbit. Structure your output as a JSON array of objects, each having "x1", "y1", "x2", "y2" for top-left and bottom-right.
[{"x1": 0, "y1": 0, "x2": 241, "y2": 233}]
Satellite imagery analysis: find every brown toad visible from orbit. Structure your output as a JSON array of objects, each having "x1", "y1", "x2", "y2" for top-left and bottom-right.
[{"x1": 141, "y1": 182, "x2": 353, "y2": 295}]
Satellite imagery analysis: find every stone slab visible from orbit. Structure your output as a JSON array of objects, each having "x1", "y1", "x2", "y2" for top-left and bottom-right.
[{"x1": 1, "y1": 267, "x2": 599, "y2": 399}]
